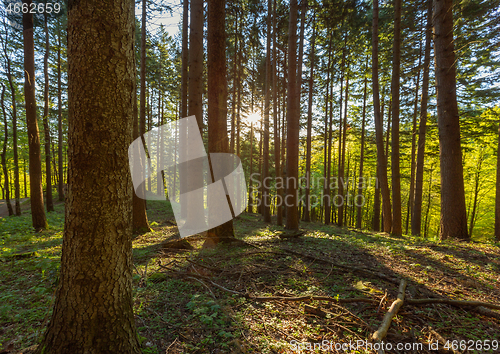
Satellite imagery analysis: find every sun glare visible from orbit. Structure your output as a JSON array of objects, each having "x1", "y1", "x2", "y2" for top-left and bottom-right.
[{"x1": 247, "y1": 112, "x2": 261, "y2": 124}]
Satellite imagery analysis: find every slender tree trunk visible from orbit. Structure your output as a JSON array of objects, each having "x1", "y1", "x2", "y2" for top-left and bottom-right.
[
  {"x1": 23, "y1": 0, "x2": 47, "y2": 230},
  {"x1": 248, "y1": 122, "x2": 254, "y2": 213},
  {"x1": 412, "y1": 0, "x2": 432, "y2": 236},
  {"x1": 468, "y1": 151, "x2": 484, "y2": 237},
  {"x1": 262, "y1": 0, "x2": 272, "y2": 222},
  {"x1": 433, "y1": 0, "x2": 469, "y2": 241},
  {"x1": 43, "y1": 14, "x2": 54, "y2": 212},
  {"x1": 356, "y1": 66, "x2": 368, "y2": 229},
  {"x1": 323, "y1": 44, "x2": 332, "y2": 224},
  {"x1": 285, "y1": 0, "x2": 299, "y2": 230},
  {"x1": 407, "y1": 47, "x2": 422, "y2": 234},
  {"x1": 304, "y1": 13, "x2": 315, "y2": 222},
  {"x1": 1, "y1": 85, "x2": 13, "y2": 215},
  {"x1": 372, "y1": 0, "x2": 391, "y2": 232},
  {"x1": 230, "y1": 11, "x2": 237, "y2": 154},
  {"x1": 272, "y1": 0, "x2": 283, "y2": 226},
  {"x1": 495, "y1": 118, "x2": 500, "y2": 241},
  {"x1": 206, "y1": 0, "x2": 234, "y2": 244},
  {"x1": 57, "y1": 20, "x2": 64, "y2": 202},
  {"x1": 3, "y1": 28, "x2": 21, "y2": 215},
  {"x1": 390, "y1": 0, "x2": 402, "y2": 236},
  {"x1": 34, "y1": 0, "x2": 141, "y2": 351},
  {"x1": 339, "y1": 66, "x2": 349, "y2": 227}
]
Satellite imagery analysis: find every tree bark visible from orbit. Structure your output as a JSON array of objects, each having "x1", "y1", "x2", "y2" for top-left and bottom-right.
[
  {"x1": 285, "y1": 0, "x2": 299, "y2": 230},
  {"x1": 181, "y1": 0, "x2": 188, "y2": 119},
  {"x1": 23, "y1": 0, "x2": 47, "y2": 230},
  {"x1": 34, "y1": 0, "x2": 141, "y2": 351},
  {"x1": 412, "y1": 0, "x2": 432, "y2": 237},
  {"x1": 433, "y1": 0, "x2": 469, "y2": 241},
  {"x1": 372, "y1": 0, "x2": 392, "y2": 232},
  {"x1": 43, "y1": 14, "x2": 54, "y2": 212}
]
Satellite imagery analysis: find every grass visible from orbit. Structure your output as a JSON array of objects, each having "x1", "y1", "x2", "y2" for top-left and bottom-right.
[{"x1": 1, "y1": 201, "x2": 499, "y2": 353}]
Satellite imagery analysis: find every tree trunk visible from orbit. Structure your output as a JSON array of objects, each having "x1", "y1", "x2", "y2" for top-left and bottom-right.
[
  {"x1": 304, "y1": 13, "x2": 315, "y2": 223},
  {"x1": 495, "y1": 118, "x2": 500, "y2": 241},
  {"x1": 391, "y1": 0, "x2": 402, "y2": 236},
  {"x1": 372, "y1": 0, "x2": 391, "y2": 233},
  {"x1": 248, "y1": 122, "x2": 254, "y2": 213},
  {"x1": 285, "y1": 0, "x2": 299, "y2": 230},
  {"x1": 3, "y1": 27, "x2": 21, "y2": 215},
  {"x1": 34, "y1": 0, "x2": 141, "y2": 351},
  {"x1": 433, "y1": 0, "x2": 469, "y2": 241},
  {"x1": 43, "y1": 14, "x2": 54, "y2": 212},
  {"x1": 356, "y1": 65, "x2": 368, "y2": 229},
  {"x1": 205, "y1": 0, "x2": 235, "y2": 245},
  {"x1": 1, "y1": 85, "x2": 13, "y2": 216},
  {"x1": 412, "y1": 0, "x2": 432, "y2": 237},
  {"x1": 262, "y1": 0, "x2": 272, "y2": 222},
  {"x1": 57, "y1": 19, "x2": 64, "y2": 202},
  {"x1": 185, "y1": 0, "x2": 206, "y2": 228},
  {"x1": 181, "y1": 0, "x2": 188, "y2": 119},
  {"x1": 23, "y1": 0, "x2": 47, "y2": 230},
  {"x1": 323, "y1": 43, "x2": 332, "y2": 224}
]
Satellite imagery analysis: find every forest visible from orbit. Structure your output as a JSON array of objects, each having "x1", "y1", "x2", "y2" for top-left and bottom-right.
[{"x1": 0, "y1": 0, "x2": 499, "y2": 353}]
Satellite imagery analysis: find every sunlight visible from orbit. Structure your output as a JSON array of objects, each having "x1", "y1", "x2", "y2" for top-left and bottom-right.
[{"x1": 246, "y1": 111, "x2": 261, "y2": 125}]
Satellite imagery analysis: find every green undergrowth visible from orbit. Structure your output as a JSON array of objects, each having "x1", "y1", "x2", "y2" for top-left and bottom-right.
[{"x1": 1, "y1": 201, "x2": 499, "y2": 353}]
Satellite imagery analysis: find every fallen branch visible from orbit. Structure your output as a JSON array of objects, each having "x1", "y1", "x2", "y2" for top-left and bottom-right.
[
  {"x1": 472, "y1": 306, "x2": 500, "y2": 320},
  {"x1": 372, "y1": 279, "x2": 407, "y2": 347},
  {"x1": 406, "y1": 298, "x2": 500, "y2": 311}
]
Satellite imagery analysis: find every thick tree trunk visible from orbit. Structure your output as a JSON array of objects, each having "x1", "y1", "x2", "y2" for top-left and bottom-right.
[
  {"x1": 185, "y1": 0, "x2": 206, "y2": 228},
  {"x1": 433, "y1": 0, "x2": 469, "y2": 241},
  {"x1": 285, "y1": 0, "x2": 299, "y2": 230},
  {"x1": 412, "y1": 0, "x2": 432, "y2": 237},
  {"x1": 372, "y1": 0, "x2": 391, "y2": 232},
  {"x1": 181, "y1": 0, "x2": 188, "y2": 119},
  {"x1": 205, "y1": 0, "x2": 234, "y2": 245},
  {"x1": 23, "y1": 0, "x2": 47, "y2": 230},
  {"x1": 304, "y1": 13, "x2": 315, "y2": 223},
  {"x1": 1, "y1": 85, "x2": 13, "y2": 216},
  {"x1": 34, "y1": 0, "x2": 141, "y2": 351},
  {"x1": 391, "y1": 0, "x2": 402, "y2": 236},
  {"x1": 43, "y1": 14, "x2": 54, "y2": 212}
]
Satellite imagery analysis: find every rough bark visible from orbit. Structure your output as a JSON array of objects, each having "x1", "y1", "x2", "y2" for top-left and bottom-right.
[
  {"x1": 43, "y1": 14, "x2": 54, "y2": 212},
  {"x1": 285, "y1": 0, "x2": 299, "y2": 230},
  {"x1": 372, "y1": 0, "x2": 391, "y2": 232},
  {"x1": 181, "y1": 0, "x2": 188, "y2": 119},
  {"x1": 433, "y1": 0, "x2": 469, "y2": 240},
  {"x1": 412, "y1": 0, "x2": 432, "y2": 237},
  {"x1": 23, "y1": 0, "x2": 47, "y2": 230},
  {"x1": 34, "y1": 0, "x2": 141, "y2": 351}
]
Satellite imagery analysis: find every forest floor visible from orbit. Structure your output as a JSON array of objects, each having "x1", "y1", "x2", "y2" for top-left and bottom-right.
[{"x1": 0, "y1": 200, "x2": 499, "y2": 354}]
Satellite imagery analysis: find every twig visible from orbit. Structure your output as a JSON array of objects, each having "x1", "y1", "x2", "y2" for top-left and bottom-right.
[
  {"x1": 377, "y1": 290, "x2": 388, "y2": 314},
  {"x1": 429, "y1": 326, "x2": 462, "y2": 354},
  {"x1": 187, "y1": 276, "x2": 217, "y2": 299},
  {"x1": 165, "y1": 337, "x2": 178, "y2": 353}
]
